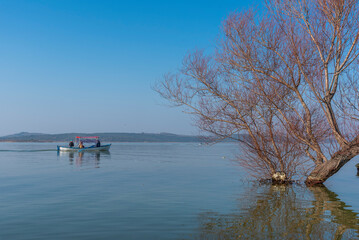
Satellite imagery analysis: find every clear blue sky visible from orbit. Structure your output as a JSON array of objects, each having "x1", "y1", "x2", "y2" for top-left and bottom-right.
[{"x1": 0, "y1": 0, "x2": 256, "y2": 136}]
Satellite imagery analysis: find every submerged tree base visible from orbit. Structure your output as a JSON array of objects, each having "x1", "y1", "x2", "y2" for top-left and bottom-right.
[
  {"x1": 305, "y1": 141, "x2": 359, "y2": 186},
  {"x1": 305, "y1": 179, "x2": 325, "y2": 187},
  {"x1": 258, "y1": 172, "x2": 297, "y2": 185},
  {"x1": 259, "y1": 178, "x2": 295, "y2": 185}
]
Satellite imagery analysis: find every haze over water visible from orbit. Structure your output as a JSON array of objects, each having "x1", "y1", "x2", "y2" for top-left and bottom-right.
[{"x1": 0, "y1": 142, "x2": 358, "y2": 239}]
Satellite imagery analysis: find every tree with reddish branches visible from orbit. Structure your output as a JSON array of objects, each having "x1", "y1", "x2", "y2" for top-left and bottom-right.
[{"x1": 156, "y1": 0, "x2": 359, "y2": 185}]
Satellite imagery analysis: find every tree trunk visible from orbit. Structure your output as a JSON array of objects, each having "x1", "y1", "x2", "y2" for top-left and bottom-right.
[{"x1": 305, "y1": 140, "x2": 359, "y2": 185}]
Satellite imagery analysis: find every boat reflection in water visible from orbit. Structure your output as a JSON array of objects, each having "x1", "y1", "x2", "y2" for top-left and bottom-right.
[
  {"x1": 196, "y1": 184, "x2": 359, "y2": 240},
  {"x1": 58, "y1": 150, "x2": 111, "y2": 168}
]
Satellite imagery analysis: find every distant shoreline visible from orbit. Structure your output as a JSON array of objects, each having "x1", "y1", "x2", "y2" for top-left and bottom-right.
[
  {"x1": 0, "y1": 140, "x2": 208, "y2": 143},
  {"x1": 0, "y1": 132, "x2": 243, "y2": 143},
  {"x1": 0, "y1": 132, "x2": 207, "y2": 143}
]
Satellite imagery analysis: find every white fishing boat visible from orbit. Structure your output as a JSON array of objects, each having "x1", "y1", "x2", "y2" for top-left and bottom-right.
[{"x1": 57, "y1": 136, "x2": 111, "y2": 152}]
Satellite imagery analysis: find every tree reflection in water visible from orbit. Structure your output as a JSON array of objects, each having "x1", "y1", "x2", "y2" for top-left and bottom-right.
[{"x1": 196, "y1": 185, "x2": 359, "y2": 240}]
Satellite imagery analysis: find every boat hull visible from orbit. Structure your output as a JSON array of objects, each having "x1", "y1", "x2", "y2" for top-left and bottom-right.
[{"x1": 57, "y1": 144, "x2": 111, "y2": 152}]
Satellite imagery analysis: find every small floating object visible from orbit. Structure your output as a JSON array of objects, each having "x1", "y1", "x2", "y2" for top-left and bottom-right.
[
  {"x1": 57, "y1": 136, "x2": 111, "y2": 152},
  {"x1": 356, "y1": 163, "x2": 359, "y2": 176}
]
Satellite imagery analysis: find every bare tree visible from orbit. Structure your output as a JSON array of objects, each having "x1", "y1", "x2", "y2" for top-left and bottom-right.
[{"x1": 156, "y1": 0, "x2": 359, "y2": 185}]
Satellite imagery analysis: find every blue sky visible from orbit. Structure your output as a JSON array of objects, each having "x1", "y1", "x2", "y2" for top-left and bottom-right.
[{"x1": 0, "y1": 0, "x2": 256, "y2": 136}]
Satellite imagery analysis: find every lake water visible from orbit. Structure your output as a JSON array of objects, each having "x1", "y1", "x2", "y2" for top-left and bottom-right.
[{"x1": 0, "y1": 142, "x2": 358, "y2": 239}]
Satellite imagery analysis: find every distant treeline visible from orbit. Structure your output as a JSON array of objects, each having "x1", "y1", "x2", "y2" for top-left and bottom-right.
[{"x1": 0, "y1": 132, "x2": 210, "y2": 142}]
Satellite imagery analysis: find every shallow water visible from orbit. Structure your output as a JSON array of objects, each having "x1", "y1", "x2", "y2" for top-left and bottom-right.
[{"x1": 0, "y1": 142, "x2": 358, "y2": 239}]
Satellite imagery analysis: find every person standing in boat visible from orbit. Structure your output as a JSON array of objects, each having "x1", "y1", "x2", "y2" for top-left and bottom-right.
[
  {"x1": 96, "y1": 139, "x2": 101, "y2": 147},
  {"x1": 79, "y1": 141, "x2": 85, "y2": 149},
  {"x1": 69, "y1": 141, "x2": 74, "y2": 148}
]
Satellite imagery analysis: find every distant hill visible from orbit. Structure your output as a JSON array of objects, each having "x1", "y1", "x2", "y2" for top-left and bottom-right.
[{"x1": 0, "y1": 132, "x2": 205, "y2": 143}]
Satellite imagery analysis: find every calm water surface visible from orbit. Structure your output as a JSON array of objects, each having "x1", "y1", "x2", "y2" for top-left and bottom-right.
[{"x1": 0, "y1": 142, "x2": 358, "y2": 239}]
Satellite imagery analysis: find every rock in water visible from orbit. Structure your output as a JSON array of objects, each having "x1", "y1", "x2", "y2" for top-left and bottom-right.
[{"x1": 272, "y1": 171, "x2": 286, "y2": 184}]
